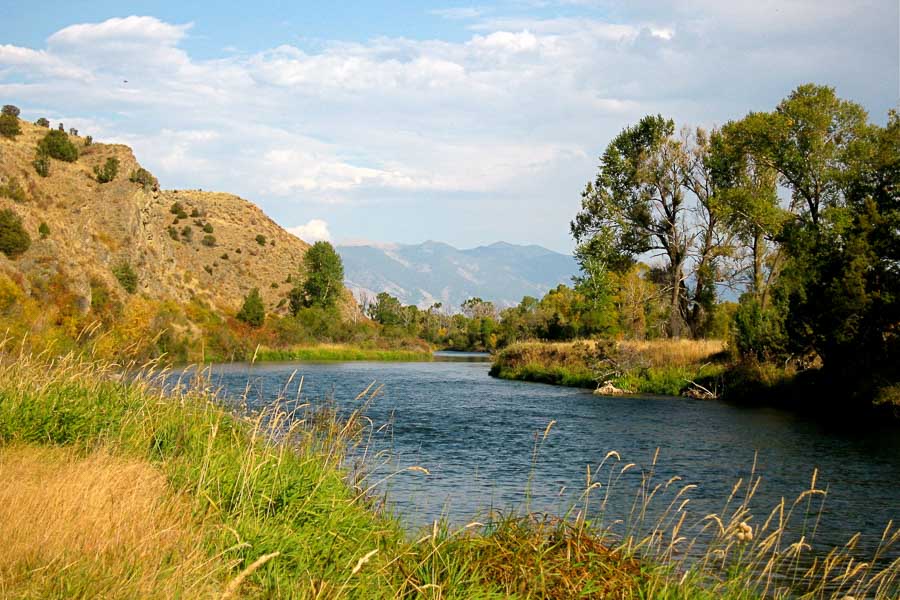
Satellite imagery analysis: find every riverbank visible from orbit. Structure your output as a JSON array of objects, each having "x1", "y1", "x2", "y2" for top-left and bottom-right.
[
  {"x1": 490, "y1": 339, "x2": 729, "y2": 397},
  {"x1": 253, "y1": 344, "x2": 433, "y2": 362},
  {"x1": 0, "y1": 350, "x2": 895, "y2": 598}
]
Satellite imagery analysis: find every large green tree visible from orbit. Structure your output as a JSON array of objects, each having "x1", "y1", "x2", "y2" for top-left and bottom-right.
[
  {"x1": 296, "y1": 241, "x2": 345, "y2": 309},
  {"x1": 572, "y1": 116, "x2": 729, "y2": 337}
]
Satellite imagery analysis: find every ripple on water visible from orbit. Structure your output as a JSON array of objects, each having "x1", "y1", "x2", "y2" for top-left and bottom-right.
[{"x1": 205, "y1": 360, "x2": 900, "y2": 562}]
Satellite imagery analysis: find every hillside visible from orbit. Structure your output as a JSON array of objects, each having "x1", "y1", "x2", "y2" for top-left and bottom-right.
[
  {"x1": 0, "y1": 118, "x2": 310, "y2": 315},
  {"x1": 339, "y1": 240, "x2": 578, "y2": 310}
]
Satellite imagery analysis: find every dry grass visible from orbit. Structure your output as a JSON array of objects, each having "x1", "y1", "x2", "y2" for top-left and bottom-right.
[
  {"x1": 0, "y1": 445, "x2": 219, "y2": 599},
  {"x1": 617, "y1": 339, "x2": 726, "y2": 368}
]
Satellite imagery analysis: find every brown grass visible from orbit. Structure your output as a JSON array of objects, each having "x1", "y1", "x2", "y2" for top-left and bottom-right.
[
  {"x1": 0, "y1": 445, "x2": 220, "y2": 599},
  {"x1": 497, "y1": 338, "x2": 726, "y2": 370},
  {"x1": 617, "y1": 338, "x2": 726, "y2": 367}
]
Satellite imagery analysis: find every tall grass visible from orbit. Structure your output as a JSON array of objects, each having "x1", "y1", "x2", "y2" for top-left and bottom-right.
[
  {"x1": 0, "y1": 342, "x2": 895, "y2": 598},
  {"x1": 254, "y1": 344, "x2": 433, "y2": 362}
]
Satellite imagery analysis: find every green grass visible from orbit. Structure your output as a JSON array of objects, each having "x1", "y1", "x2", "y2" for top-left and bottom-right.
[
  {"x1": 0, "y1": 348, "x2": 896, "y2": 598},
  {"x1": 489, "y1": 363, "x2": 597, "y2": 388},
  {"x1": 490, "y1": 340, "x2": 730, "y2": 397},
  {"x1": 254, "y1": 345, "x2": 433, "y2": 362}
]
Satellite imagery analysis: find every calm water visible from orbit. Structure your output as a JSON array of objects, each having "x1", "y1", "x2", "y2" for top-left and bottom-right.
[{"x1": 202, "y1": 357, "x2": 899, "y2": 560}]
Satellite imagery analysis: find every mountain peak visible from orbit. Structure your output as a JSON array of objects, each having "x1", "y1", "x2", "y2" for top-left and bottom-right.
[{"x1": 339, "y1": 240, "x2": 577, "y2": 311}]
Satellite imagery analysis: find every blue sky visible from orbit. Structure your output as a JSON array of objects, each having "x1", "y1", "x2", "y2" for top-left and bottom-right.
[{"x1": 1, "y1": 1, "x2": 897, "y2": 252}]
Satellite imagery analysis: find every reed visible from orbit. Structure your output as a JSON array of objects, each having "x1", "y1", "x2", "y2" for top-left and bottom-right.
[{"x1": 0, "y1": 342, "x2": 895, "y2": 598}]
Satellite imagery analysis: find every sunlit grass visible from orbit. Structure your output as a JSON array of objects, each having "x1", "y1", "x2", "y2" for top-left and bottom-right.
[
  {"x1": 254, "y1": 343, "x2": 433, "y2": 362},
  {"x1": 491, "y1": 339, "x2": 728, "y2": 395}
]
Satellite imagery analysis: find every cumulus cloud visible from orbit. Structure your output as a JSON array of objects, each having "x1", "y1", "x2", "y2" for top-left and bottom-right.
[
  {"x1": 0, "y1": 6, "x2": 892, "y2": 250},
  {"x1": 288, "y1": 219, "x2": 332, "y2": 243}
]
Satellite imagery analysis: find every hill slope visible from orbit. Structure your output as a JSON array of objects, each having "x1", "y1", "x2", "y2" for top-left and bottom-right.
[
  {"x1": 339, "y1": 240, "x2": 578, "y2": 310},
  {"x1": 0, "y1": 119, "x2": 310, "y2": 314}
]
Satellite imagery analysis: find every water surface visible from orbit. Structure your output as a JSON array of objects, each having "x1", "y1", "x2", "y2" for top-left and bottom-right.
[{"x1": 205, "y1": 358, "x2": 899, "y2": 560}]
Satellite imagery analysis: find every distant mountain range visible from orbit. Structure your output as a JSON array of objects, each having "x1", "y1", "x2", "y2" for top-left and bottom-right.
[{"x1": 338, "y1": 241, "x2": 578, "y2": 311}]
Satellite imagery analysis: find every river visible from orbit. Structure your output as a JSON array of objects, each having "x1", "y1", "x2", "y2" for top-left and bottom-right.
[{"x1": 202, "y1": 355, "x2": 899, "y2": 562}]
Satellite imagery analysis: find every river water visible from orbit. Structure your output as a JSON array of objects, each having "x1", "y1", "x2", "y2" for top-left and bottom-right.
[{"x1": 203, "y1": 356, "x2": 899, "y2": 561}]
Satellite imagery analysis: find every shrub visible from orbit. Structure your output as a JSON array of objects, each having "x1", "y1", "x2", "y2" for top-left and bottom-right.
[
  {"x1": 220, "y1": 253, "x2": 228, "y2": 260},
  {"x1": 204, "y1": 265, "x2": 213, "y2": 275},
  {"x1": 38, "y1": 222, "x2": 50, "y2": 239},
  {"x1": 57, "y1": 123, "x2": 64, "y2": 131},
  {"x1": 236, "y1": 287, "x2": 265, "y2": 327},
  {"x1": 167, "y1": 226, "x2": 179, "y2": 240},
  {"x1": 69, "y1": 128, "x2": 78, "y2": 137},
  {"x1": 94, "y1": 157, "x2": 119, "y2": 183},
  {"x1": 37, "y1": 130, "x2": 78, "y2": 162},
  {"x1": 35, "y1": 118, "x2": 49, "y2": 128},
  {"x1": 32, "y1": 154, "x2": 50, "y2": 177},
  {"x1": 112, "y1": 262, "x2": 138, "y2": 294},
  {"x1": 2, "y1": 105, "x2": 20, "y2": 117},
  {"x1": 129, "y1": 168, "x2": 157, "y2": 188},
  {"x1": 84, "y1": 135, "x2": 93, "y2": 146},
  {"x1": 0, "y1": 209, "x2": 31, "y2": 258},
  {"x1": 201, "y1": 234, "x2": 216, "y2": 247},
  {"x1": 0, "y1": 114, "x2": 21, "y2": 139},
  {"x1": 190, "y1": 208, "x2": 200, "y2": 218},
  {"x1": 0, "y1": 177, "x2": 26, "y2": 203},
  {"x1": 169, "y1": 201, "x2": 183, "y2": 215},
  {"x1": 255, "y1": 234, "x2": 266, "y2": 246},
  {"x1": 180, "y1": 226, "x2": 193, "y2": 242},
  {"x1": 202, "y1": 223, "x2": 213, "y2": 234}
]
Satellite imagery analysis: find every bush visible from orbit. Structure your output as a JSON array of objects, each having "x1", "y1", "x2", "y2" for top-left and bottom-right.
[
  {"x1": 201, "y1": 234, "x2": 216, "y2": 247},
  {"x1": 112, "y1": 262, "x2": 138, "y2": 294},
  {"x1": 181, "y1": 226, "x2": 193, "y2": 242},
  {"x1": 129, "y1": 168, "x2": 157, "y2": 188},
  {"x1": 167, "y1": 226, "x2": 179, "y2": 240},
  {"x1": 84, "y1": 135, "x2": 93, "y2": 146},
  {"x1": 69, "y1": 128, "x2": 78, "y2": 137},
  {"x1": 38, "y1": 222, "x2": 50, "y2": 239},
  {"x1": 732, "y1": 296, "x2": 788, "y2": 362},
  {"x1": 1, "y1": 105, "x2": 20, "y2": 117},
  {"x1": 236, "y1": 288, "x2": 265, "y2": 327},
  {"x1": 37, "y1": 130, "x2": 78, "y2": 162},
  {"x1": 0, "y1": 209, "x2": 31, "y2": 258},
  {"x1": 0, "y1": 114, "x2": 21, "y2": 139},
  {"x1": 35, "y1": 118, "x2": 49, "y2": 128},
  {"x1": 202, "y1": 223, "x2": 213, "y2": 234},
  {"x1": 0, "y1": 177, "x2": 26, "y2": 203},
  {"x1": 169, "y1": 201, "x2": 183, "y2": 215},
  {"x1": 94, "y1": 157, "x2": 119, "y2": 183},
  {"x1": 255, "y1": 234, "x2": 266, "y2": 246},
  {"x1": 220, "y1": 253, "x2": 228, "y2": 260},
  {"x1": 190, "y1": 208, "x2": 200, "y2": 218},
  {"x1": 32, "y1": 154, "x2": 50, "y2": 177}
]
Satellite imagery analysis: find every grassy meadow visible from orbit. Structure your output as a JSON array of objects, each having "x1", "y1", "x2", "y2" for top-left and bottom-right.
[{"x1": 490, "y1": 339, "x2": 729, "y2": 397}]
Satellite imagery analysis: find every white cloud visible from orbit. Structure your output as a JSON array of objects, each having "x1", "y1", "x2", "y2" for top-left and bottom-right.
[
  {"x1": 0, "y1": 7, "x2": 892, "y2": 250},
  {"x1": 288, "y1": 219, "x2": 332, "y2": 243},
  {"x1": 430, "y1": 7, "x2": 487, "y2": 20}
]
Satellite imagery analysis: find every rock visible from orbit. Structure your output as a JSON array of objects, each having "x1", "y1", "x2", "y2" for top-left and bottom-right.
[{"x1": 594, "y1": 381, "x2": 631, "y2": 396}]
